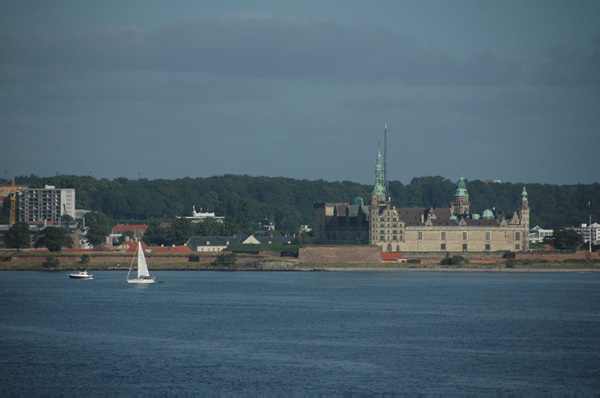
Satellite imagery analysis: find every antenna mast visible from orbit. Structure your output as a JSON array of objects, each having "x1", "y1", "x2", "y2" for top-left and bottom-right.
[{"x1": 384, "y1": 124, "x2": 389, "y2": 194}]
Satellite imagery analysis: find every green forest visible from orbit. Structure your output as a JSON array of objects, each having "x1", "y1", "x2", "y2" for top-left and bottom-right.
[{"x1": 5, "y1": 174, "x2": 599, "y2": 233}]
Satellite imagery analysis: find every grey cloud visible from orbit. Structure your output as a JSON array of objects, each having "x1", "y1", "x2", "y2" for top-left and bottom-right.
[
  {"x1": 2, "y1": 15, "x2": 525, "y2": 86},
  {"x1": 534, "y1": 43, "x2": 600, "y2": 87}
]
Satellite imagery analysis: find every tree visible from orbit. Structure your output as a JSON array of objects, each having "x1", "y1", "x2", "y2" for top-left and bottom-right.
[
  {"x1": 222, "y1": 216, "x2": 240, "y2": 236},
  {"x1": 143, "y1": 222, "x2": 169, "y2": 246},
  {"x1": 295, "y1": 231, "x2": 314, "y2": 245},
  {"x1": 214, "y1": 253, "x2": 237, "y2": 267},
  {"x1": 0, "y1": 196, "x2": 10, "y2": 224},
  {"x1": 61, "y1": 214, "x2": 74, "y2": 223},
  {"x1": 42, "y1": 256, "x2": 60, "y2": 268},
  {"x1": 85, "y1": 211, "x2": 110, "y2": 247},
  {"x1": 552, "y1": 228, "x2": 583, "y2": 252},
  {"x1": 35, "y1": 227, "x2": 74, "y2": 252},
  {"x1": 440, "y1": 253, "x2": 466, "y2": 265},
  {"x1": 168, "y1": 218, "x2": 193, "y2": 246},
  {"x1": 5, "y1": 222, "x2": 31, "y2": 251}
]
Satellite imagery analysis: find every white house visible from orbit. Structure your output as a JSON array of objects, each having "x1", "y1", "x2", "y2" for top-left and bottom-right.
[{"x1": 529, "y1": 225, "x2": 554, "y2": 243}]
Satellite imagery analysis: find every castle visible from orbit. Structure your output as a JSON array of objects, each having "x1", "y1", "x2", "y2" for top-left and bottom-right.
[{"x1": 313, "y1": 148, "x2": 530, "y2": 253}]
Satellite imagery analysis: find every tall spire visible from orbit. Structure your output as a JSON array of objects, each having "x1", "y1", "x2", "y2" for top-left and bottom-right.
[
  {"x1": 374, "y1": 144, "x2": 386, "y2": 196},
  {"x1": 455, "y1": 167, "x2": 469, "y2": 197},
  {"x1": 384, "y1": 124, "x2": 389, "y2": 194}
]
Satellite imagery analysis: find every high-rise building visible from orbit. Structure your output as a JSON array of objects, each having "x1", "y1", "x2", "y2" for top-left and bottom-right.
[{"x1": 19, "y1": 185, "x2": 76, "y2": 223}]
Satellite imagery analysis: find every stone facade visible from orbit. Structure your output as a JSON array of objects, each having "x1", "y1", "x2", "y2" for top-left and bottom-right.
[{"x1": 314, "y1": 148, "x2": 530, "y2": 253}]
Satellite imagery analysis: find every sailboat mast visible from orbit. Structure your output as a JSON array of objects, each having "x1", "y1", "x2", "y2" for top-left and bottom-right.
[{"x1": 126, "y1": 242, "x2": 137, "y2": 280}]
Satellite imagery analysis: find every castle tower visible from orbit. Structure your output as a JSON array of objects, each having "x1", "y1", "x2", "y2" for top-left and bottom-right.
[
  {"x1": 520, "y1": 186, "x2": 529, "y2": 227},
  {"x1": 450, "y1": 169, "x2": 470, "y2": 217},
  {"x1": 374, "y1": 146, "x2": 386, "y2": 197},
  {"x1": 370, "y1": 145, "x2": 390, "y2": 246}
]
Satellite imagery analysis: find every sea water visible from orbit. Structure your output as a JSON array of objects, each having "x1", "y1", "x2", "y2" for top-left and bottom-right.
[{"x1": 1, "y1": 271, "x2": 599, "y2": 395}]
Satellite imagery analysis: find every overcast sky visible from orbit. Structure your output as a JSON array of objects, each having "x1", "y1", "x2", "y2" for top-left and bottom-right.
[{"x1": 1, "y1": 1, "x2": 599, "y2": 185}]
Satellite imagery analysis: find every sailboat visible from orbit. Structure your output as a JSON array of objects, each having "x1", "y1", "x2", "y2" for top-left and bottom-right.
[{"x1": 127, "y1": 241, "x2": 156, "y2": 284}]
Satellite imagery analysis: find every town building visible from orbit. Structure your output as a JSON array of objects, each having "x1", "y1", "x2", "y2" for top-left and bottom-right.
[
  {"x1": 183, "y1": 206, "x2": 224, "y2": 223},
  {"x1": 529, "y1": 225, "x2": 554, "y2": 243},
  {"x1": 186, "y1": 234, "x2": 294, "y2": 252},
  {"x1": 314, "y1": 147, "x2": 530, "y2": 253},
  {"x1": 567, "y1": 223, "x2": 600, "y2": 245},
  {"x1": 110, "y1": 224, "x2": 149, "y2": 244},
  {"x1": 19, "y1": 185, "x2": 76, "y2": 223}
]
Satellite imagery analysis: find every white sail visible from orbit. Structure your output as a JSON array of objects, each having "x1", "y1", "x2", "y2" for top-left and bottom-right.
[
  {"x1": 136, "y1": 242, "x2": 150, "y2": 278},
  {"x1": 127, "y1": 241, "x2": 155, "y2": 284}
]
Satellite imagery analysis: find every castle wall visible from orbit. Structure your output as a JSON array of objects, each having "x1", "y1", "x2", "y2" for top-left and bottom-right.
[
  {"x1": 298, "y1": 246, "x2": 381, "y2": 263},
  {"x1": 383, "y1": 227, "x2": 527, "y2": 253}
]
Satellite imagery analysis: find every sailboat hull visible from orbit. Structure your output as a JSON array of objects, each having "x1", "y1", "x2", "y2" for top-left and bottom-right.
[{"x1": 127, "y1": 278, "x2": 155, "y2": 284}]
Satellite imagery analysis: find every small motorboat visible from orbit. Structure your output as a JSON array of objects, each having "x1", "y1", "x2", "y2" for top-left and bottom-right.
[{"x1": 69, "y1": 270, "x2": 94, "y2": 280}]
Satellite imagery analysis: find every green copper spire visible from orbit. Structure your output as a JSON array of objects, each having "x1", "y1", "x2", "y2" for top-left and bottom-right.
[
  {"x1": 374, "y1": 148, "x2": 386, "y2": 195},
  {"x1": 455, "y1": 169, "x2": 469, "y2": 197},
  {"x1": 521, "y1": 186, "x2": 528, "y2": 197}
]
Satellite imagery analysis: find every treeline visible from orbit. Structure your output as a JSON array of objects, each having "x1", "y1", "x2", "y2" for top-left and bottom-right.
[{"x1": 7, "y1": 174, "x2": 600, "y2": 232}]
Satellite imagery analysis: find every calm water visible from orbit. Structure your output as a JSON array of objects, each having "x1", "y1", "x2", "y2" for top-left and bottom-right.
[{"x1": 1, "y1": 271, "x2": 599, "y2": 395}]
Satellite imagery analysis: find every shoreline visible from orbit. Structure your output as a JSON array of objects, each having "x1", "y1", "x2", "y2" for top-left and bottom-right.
[{"x1": 1, "y1": 264, "x2": 599, "y2": 273}]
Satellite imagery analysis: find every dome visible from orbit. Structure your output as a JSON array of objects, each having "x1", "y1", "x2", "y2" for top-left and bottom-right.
[
  {"x1": 472, "y1": 214, "x2": 481, "y2": 220},
  {"x1": 482, "y1": 209, "x2": 494, "y2": 219},
  {"x1": 352, "y1": 196, "x2": 364, "y2": 204}
]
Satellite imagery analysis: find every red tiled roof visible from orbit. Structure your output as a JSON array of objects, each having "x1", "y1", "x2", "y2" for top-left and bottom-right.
[
  {"x1": 152, "y1": 246, "x2": 169, "y2": 253},
  {"x1": 169, "y1": 245, "x2": 192, "y2": 253},
  {"x1": 381, "y1": 252, "x2": 404, "y2": 261},
  {"x1": 124, "y1": 241, "x2": 150, "y2": 252},
  {"x1": 92, "y1": 244, "x2": 112, "y2": 252},
  {"x1": 112, "y1": 224, "x2": 149, "y2": 232}
]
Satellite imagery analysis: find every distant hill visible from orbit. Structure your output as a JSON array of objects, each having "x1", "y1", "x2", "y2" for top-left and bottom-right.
[{"x1": 8, "y1": 174, "x2": 600, "y2": 232}]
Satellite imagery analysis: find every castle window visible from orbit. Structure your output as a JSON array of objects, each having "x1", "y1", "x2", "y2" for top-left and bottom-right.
[
  {"x1": 515, "y1": 244, "x2": 520, "y2": 250},
  {"x1": 463, "y1": 244, "x2": 468, "y2": 251},
  {"x1": 441, "y1": 243, "x2": 446, "y2": 250},
  {"x1": 485, "y1": 244, "x2": 491, "y2": 251},
  {"x1": 515, "y1": 232, "x2": 521, "y2": 240},
  {"x1": 441, "y1": 232, "x2": 446, "y2": 240},
  {"x1": 463, "y1": 232, "x2": 468, "y2": 240},
  {"x1": 486, "y1": 232, "x2": 491, "y2": 241},
  {"x1": 418, "y1": 232, "x2": 423, "y2": 240}
]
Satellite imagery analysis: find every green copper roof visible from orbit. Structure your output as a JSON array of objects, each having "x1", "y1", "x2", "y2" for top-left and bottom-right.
[
  {"x1": 482, "y1": 209, "x2": 494, "y2": 218},
  {"x1": 374, "y1": 148, "x2": 386, "y2": 195},
  {"x1": 455, "y1": 169, "x2": 469, "y2": 197},
  {"x1": 522, "y1": 186, "x2": 528, "y2": 197}
]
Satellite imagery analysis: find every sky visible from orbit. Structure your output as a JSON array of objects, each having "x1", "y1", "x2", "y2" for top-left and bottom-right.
[{"x1": 1, "y1": 0, "x2": 599, "y2": 186}]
